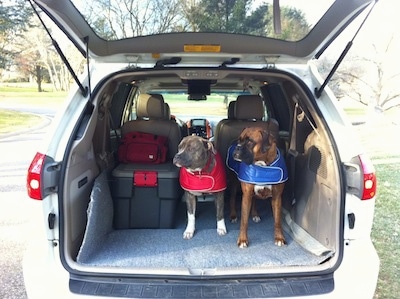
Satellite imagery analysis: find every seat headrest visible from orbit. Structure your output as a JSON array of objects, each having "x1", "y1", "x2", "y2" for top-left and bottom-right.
[
  {"x1": 235, "y1": 95, "x2": 264, "y2": 120},
  {"x1": 227, "y1": 101, "x2": 236, "y2": 119},
  {"x1": 164, "y1": 103, "x2": 171, "y2": 120},
  {"x1": 136, "y1": 94, "x2": 165, "y2": 119}
]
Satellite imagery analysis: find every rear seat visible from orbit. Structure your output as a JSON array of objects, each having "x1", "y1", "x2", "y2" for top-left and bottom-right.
[
  {"x1": 214, "y1": 95, "x2": 279, "y2": 164},
  {"x1": 111, "y1": 94, "x2": 183, "y2": 229},
  {"x1": 121, "y1": 93, "x2": 181, "y2": 159}
]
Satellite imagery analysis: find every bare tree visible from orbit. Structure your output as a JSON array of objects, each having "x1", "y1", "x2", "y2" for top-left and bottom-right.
[
  {"x1": 14, "y1": 18, "x2": 84, "y2": 92},
  {"x1": 81, "y1": 0, "x2": 186, "y2": 39},
  {"x1": 13, "y1": 24, "x2": 48, "y2": 91},
  {"x1": 346, "y1": 37, "x2": 400, "y2": 112},
  {"x1": 319, "y1": 35, "x2": 400, "y2": 113}
]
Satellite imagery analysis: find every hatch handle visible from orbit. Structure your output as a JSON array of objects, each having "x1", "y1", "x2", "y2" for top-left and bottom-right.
[
  {"x1": 154, "y1": 57, "x2": 182, "y2": 68},
  {"x1": 220, "y1": 57, "x2": 240, "y2": 67}
]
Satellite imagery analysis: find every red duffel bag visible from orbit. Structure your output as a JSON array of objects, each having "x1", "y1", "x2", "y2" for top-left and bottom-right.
[{"x1": 118, "y1": 131, "x2": 168, "y2": 164}]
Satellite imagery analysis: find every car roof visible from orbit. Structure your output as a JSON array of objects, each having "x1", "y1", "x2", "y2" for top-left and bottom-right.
[{"x1": 33, "y1": 0, "x2": 375, "y2": 65}]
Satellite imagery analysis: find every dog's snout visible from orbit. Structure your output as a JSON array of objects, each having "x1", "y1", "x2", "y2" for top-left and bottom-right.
[
  {"x1": 233, "y1": 144, "x2": 243, "y2": 162},
  {"x1": 173, "y1": 155, "x2": 180, "y2": 166},
  {"x1": 232, "y1": 143, "x2": 254, "y2": 165},
  {"x1": 173, "y1": 152, "x2": 185, "y2": 167}
]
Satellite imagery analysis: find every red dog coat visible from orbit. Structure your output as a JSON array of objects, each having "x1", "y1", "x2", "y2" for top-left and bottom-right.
[{"x1": 179, "y1": 152, "x2": 227, "y2": 193}]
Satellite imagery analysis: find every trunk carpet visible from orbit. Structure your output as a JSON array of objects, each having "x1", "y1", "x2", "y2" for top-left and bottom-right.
[{"x1": 77, "y1": 172, "x2": 330, "y2": 269}]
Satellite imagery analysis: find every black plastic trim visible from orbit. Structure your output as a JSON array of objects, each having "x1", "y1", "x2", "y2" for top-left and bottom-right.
[{"x1": 70, "y1": 274, "x2": 334, "y2": 298}]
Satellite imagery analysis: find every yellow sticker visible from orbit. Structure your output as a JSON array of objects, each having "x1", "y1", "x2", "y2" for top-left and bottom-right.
[{"x1": 184, "y1": 45, "x2": 221, "y2": 53}]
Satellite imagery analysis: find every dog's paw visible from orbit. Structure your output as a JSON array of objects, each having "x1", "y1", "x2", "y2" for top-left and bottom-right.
[
  {"x1": 217, "y1": 228, "x2": 227, "y2": 236},
  {"x1": 230, "y1": 217, "x2": 238, "y2": 223},
  {"x1": 238, "y1": 241, "x2": 248, "y2": 248},
  {"x1": 183, "y1": 230, "x2": 195, "y2": 239},
  {"x1": 252, "y1": 215, "x2": 261, "y2": 223},
  {"x1": 237, "y1": 238, "x2": 249, "y2": 248},
  {"x1": 183, "y1": 214, "x2": 195, "y2": 239},
  {"x1": 217, "y1": 219, "x2": 227, "y2": 236},
  {"x1": 274, "y1": 237, "x2": 286, "y2": 247}
]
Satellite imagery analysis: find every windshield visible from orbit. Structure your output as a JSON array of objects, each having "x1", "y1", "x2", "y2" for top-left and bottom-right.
[
  {"x1": 163, "y1": 92, "x2": 237, "y2": 118},
  {"x1": 70, "y1": 0, "x2": 335, "y2": 42},
  {"x1": 133, "y1": 91, "x2": 264, "y2": 140}
]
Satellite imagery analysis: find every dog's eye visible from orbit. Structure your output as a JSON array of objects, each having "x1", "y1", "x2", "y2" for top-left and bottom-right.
[{"x1": 245, "y1": 139, "x2": 256, "y2": 149}]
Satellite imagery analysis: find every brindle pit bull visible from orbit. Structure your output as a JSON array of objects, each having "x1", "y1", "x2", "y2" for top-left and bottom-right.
[
  {"x1": 230, "y1": 127, "x2": 287, "y2": 248},
  {"x1": 173, "y1": 135, "x2": 227, "y2": 239}
]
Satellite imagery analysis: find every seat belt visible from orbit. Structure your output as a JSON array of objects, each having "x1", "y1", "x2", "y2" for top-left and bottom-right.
[
  {"x1": 95, "y1": 95, "x2": 116, "y2": 171},
  {"x1": 287, "y1": 103, "x2": 299, "y2": 204}
]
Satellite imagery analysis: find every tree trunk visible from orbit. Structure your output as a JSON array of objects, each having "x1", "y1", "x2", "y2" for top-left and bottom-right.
[{"x1": 35, "y1": 64, "x2": 43, "y2": 92}]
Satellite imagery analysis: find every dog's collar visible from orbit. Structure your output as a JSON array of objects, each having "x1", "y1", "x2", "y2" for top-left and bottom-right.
[{"x1": 226, "y1": 145, "x2": 288, "y2": 185}]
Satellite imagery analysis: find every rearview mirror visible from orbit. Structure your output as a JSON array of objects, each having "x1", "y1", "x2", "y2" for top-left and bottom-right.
[{"x1": 187, "y1": 94, "x2": 207, "y2": 101}]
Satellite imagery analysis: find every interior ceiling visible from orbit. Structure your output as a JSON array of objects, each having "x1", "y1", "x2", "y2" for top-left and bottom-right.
[{"x1": 120, "y1": 68, "x2": 286, "y2": 93}]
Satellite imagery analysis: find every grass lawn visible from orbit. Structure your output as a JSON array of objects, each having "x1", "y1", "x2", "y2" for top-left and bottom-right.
[
  {"x1": 0, "y1": 83, "x2": 66, "y2": 135},
  {"x1": 0, "y1": 83, "x2": 67, "y2": 106},
  {"x1": 372, "y1": 163, "x2": 400, "y2": 299},
  {"x1": 0, "y1": 109, "x2": 43, "y2": 134}
]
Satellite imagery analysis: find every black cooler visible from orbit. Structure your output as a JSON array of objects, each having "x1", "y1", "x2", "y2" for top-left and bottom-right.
[{"x1": 111, "y1": 162, "x2": 183, "y2": 229}]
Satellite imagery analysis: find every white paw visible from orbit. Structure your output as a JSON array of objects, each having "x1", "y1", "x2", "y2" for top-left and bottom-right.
[
  {"x1": 238, "y1": 242, "x2": 248, "y2": 248},
  {"x1": 252, "y1": 215, "x2": 261, "y2": 223},
  {"x1": 275, "y1": 239, "x2": 286, "y2": 247},
  {"x1": 217, "y1": 219, "x2": 227, "y2": 236},
  {"x1": 183, "y1": 213, "x2": 195, "y2": 239},
  {"x1": 183, "y1": 229, "x2": 195, "y2": 239}
]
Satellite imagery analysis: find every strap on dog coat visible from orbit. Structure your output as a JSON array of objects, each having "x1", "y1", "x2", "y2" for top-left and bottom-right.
[
  {"x1": 179, "y1": 152, "x2": 227, "y2": 193},
  {"x1": 226, "y1": 144, "x2": 288, "y2": 185}
]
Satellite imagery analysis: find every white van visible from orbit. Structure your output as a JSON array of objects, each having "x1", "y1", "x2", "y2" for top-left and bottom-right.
[{"x1": 24, "y1": 0, "x2": 379, "y2": 298}]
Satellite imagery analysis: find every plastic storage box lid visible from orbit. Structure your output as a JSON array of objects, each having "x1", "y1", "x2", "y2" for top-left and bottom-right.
[{"x1": 112, "y1": 162, "x2": 180, "y2": 179}]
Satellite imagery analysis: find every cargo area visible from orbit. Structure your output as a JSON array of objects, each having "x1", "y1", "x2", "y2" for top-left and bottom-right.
[{"x1": 61, "y1": 69, "x2": 342, "y2": 276}]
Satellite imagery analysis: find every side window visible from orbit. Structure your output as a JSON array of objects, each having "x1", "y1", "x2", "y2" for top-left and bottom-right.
[
  {"x1": 109, "y1": 83, "x2": 136, "y2": 129},
  {"x1": 121, "y1": 86, "x2": 138, "y2": 123},
  {"x1": 261, "y1": 83, "x2": 291, "y2": 132},
  {"x1": 261, "y1": 97, "x2": 269, "y2": 121}
]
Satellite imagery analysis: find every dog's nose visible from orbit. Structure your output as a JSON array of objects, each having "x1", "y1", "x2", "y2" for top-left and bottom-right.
[
  {"x1": 233, "y1": 155, "x2": 242, "y2": 162},
  {"x1": 173, "y1": 155, "x2": 180, "y2": 165},
  {"x1": 233, "y1": 145, "x2": 243, "y2": 162}
]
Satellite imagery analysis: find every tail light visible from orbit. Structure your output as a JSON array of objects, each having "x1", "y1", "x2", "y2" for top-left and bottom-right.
[
  {"x1": 359, "y1": 154, "x2": 377, "y2": 200},
  {"x1": 27, "y1": 152, "x2": 46, "y2": 200}
]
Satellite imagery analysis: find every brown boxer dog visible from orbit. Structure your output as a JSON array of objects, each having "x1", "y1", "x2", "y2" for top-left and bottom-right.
[
  {"x1": 229, "y1": 127, "x2": 287, "y2": 248},
  {"x1": 173, "y1": 135, "x2": 227, "y2": 239}
]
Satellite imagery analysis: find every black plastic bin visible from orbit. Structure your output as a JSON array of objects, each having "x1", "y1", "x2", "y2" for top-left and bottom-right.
[{"x1": 111, "y1": 162, "x2": 183, "y2": 229}]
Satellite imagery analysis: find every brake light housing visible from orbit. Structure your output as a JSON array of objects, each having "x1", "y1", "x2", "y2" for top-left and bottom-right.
[
  {"x1": 359, "y1": 154, "x2": 377, "y2": 200},
  {"x1": 27, "y1": 152, "x2": 46, "y2": 200}
]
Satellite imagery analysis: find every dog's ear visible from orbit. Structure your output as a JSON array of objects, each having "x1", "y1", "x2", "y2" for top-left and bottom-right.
[
  {"x1": 205, "y1": 140, "x2": 217, "y2": 154},
  {"x1": 203, "y1": 139, "x2": 215, "y2": 154},
  {"x1": 261, "y1": 130, "x2": 272, "y2": 153}
]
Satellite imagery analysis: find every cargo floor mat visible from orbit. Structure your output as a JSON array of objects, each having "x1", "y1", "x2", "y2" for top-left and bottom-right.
[{"x1": 77, "y1": 172, "x2": 332, "y2": 269}]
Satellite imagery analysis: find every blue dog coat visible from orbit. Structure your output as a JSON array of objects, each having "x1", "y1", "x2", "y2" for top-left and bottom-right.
[{"x1": 226, "y1": 144, "x2": 288, "y2": 184}]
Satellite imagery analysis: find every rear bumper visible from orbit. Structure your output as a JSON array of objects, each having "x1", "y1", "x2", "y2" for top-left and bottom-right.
[{"x1": 69, "y1": 275, "x2": 335, "y2": 298}]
